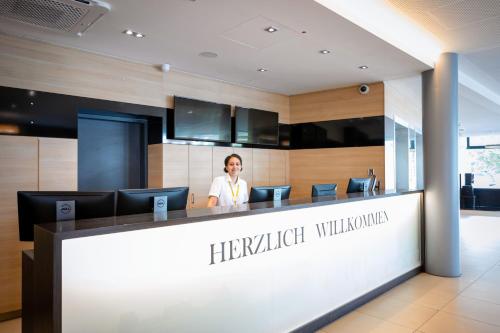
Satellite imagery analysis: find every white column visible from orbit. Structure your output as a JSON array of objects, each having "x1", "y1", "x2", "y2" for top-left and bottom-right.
[{"x1": 422, "y1": 53, "x2": 460, "y2": 277}]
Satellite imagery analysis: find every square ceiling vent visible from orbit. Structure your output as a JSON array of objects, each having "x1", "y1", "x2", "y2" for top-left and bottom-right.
[
  {"x1": 0, "y1": 0, "x2": 110, "y2": 35},
  {"x1": 221, "y1": 16, "x2": 300, "y2": 50}
]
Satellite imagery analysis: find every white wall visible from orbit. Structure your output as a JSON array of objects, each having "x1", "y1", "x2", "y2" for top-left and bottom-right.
[
  {"x1": 384, "y1": 75, "x2": 423, "y2": 190},
  {"x1": 384, "y1": 75, "x2": 423, "y2": 131}
]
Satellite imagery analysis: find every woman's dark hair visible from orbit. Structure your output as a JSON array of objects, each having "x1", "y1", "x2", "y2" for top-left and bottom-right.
[{"x1": 224, "y1": 154, "x2": 243, "y2": 173}]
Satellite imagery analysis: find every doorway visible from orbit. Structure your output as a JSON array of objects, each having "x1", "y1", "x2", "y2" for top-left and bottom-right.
[{"x1": 78, "y1": 112, "x2": 147, "y2": 191}]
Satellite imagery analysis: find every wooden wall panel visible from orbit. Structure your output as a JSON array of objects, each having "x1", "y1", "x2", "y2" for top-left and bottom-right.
[
  {"x1": 147, "y1": 145, "x2": 288, "y2": 202},
  {"x1": 147, "y1": 144, "x2": 164, "y2": 188},
  {"x1": 0, "y1": 35, "x2": 165, "y2": 108},
  {"x1": 163, "y1": 144, "x2": 189, "y2": 188},
  {"x1": 233, "y1": 147, "x2": 253, "y2": 190},
  {"x1": 252, "y1": 149, "x2": 270, "y2": 187},
  {"x1": 38, "y1": 138, "x2": 77, "y2": 191},
  {"x1": 0, "y1": 136, "x2": 38, "y2": 314},
  {"x1": 289, "y1": 82, "x2": 384, "y2": 124},
  {"x1": 188, "y1": 145, "x2": 212, "y2": 208},
  {"x1": 269, "y1": 150, "x2": 287, "y2": 186},
  {"x1": 289, "y1": 147, "x2": 385, "y2": 199},
  {"x1": 212, "y1": 147, "x2": 234, "y2": 181},
  {"x1": 0, "y1": 34, "x2": 290, "y2": 123},
  {"x1": 284, "y1": 151, "x2": 290, "y2": 185}
]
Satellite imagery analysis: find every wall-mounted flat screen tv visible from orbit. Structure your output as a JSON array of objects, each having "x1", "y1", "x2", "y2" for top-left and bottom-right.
[
  {"x1": 174, "y1": 96, "x2": 231, "y2": 142},
  {"x1": 235, "y1": 107, "x2": 279, "y2": 145}
]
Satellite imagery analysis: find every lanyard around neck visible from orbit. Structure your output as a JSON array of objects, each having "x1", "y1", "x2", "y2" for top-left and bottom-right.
[{"x1": 228, "y1": 180, "x2": 240, "y2": 206}]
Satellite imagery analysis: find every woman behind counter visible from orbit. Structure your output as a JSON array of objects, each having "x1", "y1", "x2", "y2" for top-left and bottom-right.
[{"x1": 207, "y1": 154, "x2": 248, "y2": 207}]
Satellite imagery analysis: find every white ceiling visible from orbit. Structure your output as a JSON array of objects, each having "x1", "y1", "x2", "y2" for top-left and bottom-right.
[
  {"x1": 459, "y1": 84, "x2": 500, "y2": 135},
  {"x1": 0, "y1": 0, "x2": 430, "y2": 95},
  {"x1": 385, "y1": 0, "x2": 500, "y2": 135}
]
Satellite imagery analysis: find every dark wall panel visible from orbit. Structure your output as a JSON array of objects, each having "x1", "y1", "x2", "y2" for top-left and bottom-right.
[
  {"x1": 289, "y1": 116, "x2": 385, "y2": 149},
  {"x1": 0, "y1": 85, "x2": 164, "y2": 143},
  {"x1": 1, "y1": 85, "x2": 385, "y2": 150}
]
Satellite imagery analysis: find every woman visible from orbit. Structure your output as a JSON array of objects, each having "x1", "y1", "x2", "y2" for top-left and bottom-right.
[{"x1": 207, "y1": 153, "x2": 248, "y2": 207}]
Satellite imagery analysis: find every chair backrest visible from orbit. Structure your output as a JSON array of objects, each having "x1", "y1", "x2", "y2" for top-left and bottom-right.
[
  {"x1": 346, "y1": 177, "x2": 372, "y2": 193},
  {"x1": 17, "y1": 191, "x2": 115, "y2": 241},
  {"x1": 311, "y1": 184, "x2": 337, "y2": 197},
  {"x1": 248, "y1": 185, "x2": 292, "y2": 203},
  {"x1": 116, "y1": 187, "x2": 189, "y2": 216}
]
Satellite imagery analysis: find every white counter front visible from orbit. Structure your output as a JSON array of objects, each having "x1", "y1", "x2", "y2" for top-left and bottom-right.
[{"x1": 55, "y1": 192, "x2": 422, "y2": 333}]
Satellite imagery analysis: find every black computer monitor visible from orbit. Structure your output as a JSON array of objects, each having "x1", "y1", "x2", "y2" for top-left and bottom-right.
[
  {"x1": 116, "y1": 187, "x2": 189, "y2": 216},
  {"x1": 17, "y1": 191, "x2": 115, "y2": 241},
  {"x1": 346, "y1": 178, "x2": 372, "y2": 193},
  {"x1": 311, "y1": 184, "x2": 337, "y2": 197},
  {"x1": 249, "y1": 185, "x2": 291, "y2": 203}
]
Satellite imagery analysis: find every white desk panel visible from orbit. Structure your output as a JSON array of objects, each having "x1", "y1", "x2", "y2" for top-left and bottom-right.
[{"x1": 61, "y1": 193, "x2": 421, "y2": 333}]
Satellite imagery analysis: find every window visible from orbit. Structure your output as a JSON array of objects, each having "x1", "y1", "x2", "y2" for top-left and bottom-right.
[{"x1": 460, "y1": 134, "x2": 500, "y2": 188}]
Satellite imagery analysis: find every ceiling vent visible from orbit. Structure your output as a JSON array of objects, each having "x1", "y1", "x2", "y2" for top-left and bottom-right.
[{"x1": 0, "y1": 0, "x2": 110, "y2": 36}]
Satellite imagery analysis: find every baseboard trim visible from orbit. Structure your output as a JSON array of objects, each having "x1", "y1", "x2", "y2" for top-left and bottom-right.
[{"x1": 291, "y1": 266, "x2": 422, "y2": 333}]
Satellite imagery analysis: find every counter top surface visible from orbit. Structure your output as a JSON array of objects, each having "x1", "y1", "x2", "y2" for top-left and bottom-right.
[{"x1": 36, "y1": 189, "x2": 423, "y2": 239}]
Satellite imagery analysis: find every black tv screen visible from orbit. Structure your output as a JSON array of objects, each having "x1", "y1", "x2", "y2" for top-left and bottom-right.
[
  {"x1": 174, "y1": 96, "x2": 231, "y2": 142},
  {"x1": 235, "y1": 107, "x2": 278, "y2": 145}
]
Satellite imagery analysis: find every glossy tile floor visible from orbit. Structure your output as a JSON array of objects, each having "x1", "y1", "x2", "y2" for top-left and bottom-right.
[
  {"x1": 319, "y1": 210, "x2": 500, "y2": 333},
  {"x1": 1, "y1": 211, "x2": 499, "y2": 333}
]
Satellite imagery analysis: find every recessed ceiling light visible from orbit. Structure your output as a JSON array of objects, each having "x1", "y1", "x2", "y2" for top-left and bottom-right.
[
  {"x1": 29, "y1": 120, "x2": 34, "y2": 125},
  {"x1": 199, "y1": 51, "x2": 218, "y2": 58},
  {"x1": 358, "y1": 65, "x2": 368, "y2": 69},
  {"x1": 123, "y1": 29, "x2": 145, "y2": 38},
  {"x1": 264, "y1": 26, "x2": 278, "y2": 33},
  {"x1": 257, "y1": 68, "x2": 268, "y2": 72},
  {"x1": 319, "y1": 50, "x2": 331, "y2": 54}
]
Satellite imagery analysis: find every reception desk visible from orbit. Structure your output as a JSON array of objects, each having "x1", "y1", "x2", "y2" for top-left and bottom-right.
[{"x1": 30, "y1": 190, "x2": 423, "y2": 333}]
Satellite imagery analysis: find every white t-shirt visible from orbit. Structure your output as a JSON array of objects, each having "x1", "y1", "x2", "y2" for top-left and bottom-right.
[{"x1": 208, "y1": 175, "x2": 248, "y2": 207}]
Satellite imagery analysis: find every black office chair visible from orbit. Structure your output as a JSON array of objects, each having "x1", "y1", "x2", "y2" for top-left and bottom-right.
[
  {"x1": 460, "y1": 185, "x2": 475, "y2": 209},
  {"x1": 346, "y1": 178, "x2": 372, "y2": 193},
  {"x1": 311, "y1": 184, "x2": 337, "y2": 197}
]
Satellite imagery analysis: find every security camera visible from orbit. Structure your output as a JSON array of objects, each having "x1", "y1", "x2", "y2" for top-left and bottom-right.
[
  {"x1": 161, "y1": 64, "x2": 170, "y2": 73},
  {"x1": 358, "y1": 84, "x2": 370, "y2": 95}
]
